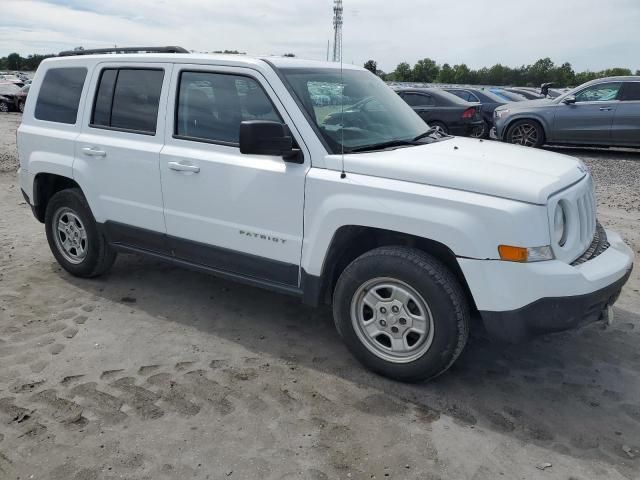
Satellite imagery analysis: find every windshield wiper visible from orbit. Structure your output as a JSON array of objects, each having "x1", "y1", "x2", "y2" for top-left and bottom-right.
[
  {"x1": 346, "y1": 138, "x2": 420, "y2": 153},
  {"x1": 413, "y1": 126, "x2": 446, "y2": 141}
]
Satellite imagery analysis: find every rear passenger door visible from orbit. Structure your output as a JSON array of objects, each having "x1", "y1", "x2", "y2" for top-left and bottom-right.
[
  {"x1": 75, "y1": 63, "x2": 172, "y2": 251},
  {"x1": 400, "y1": 92, "x2": 435, "y2": 122},
  {"x1": 159, "y1": 65, "x2": 308, "y2": 287},
  {"x1": 612, "y1": 82, "x2": 640, "y2": 146}
]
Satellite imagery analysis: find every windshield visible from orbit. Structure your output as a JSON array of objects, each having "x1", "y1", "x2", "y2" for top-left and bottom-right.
[
  {"x1": 279, "y1": 68, "x2": 431, "y2": 153},
  {"x1": 491, "y1": 89, "x2": 526, "y2": 102}
]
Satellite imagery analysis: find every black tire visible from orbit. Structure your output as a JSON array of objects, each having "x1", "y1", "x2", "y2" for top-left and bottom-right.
[
  {"x1": 333, "y1": 246, "x2": 470, "y2": 382},
  {"x1": 18, "y1": 101, "x2": 25, "y2": 113},
  {"x1": 506, "y1": 119, "x2": 545, "y2": 148},
  {"x1": 0, "y1": 101, "x2": 8, "y2": 113},
  {"x1": 429, "y1": 121, "x2": 448, "y2": 135},
  {"x1": 45, "y1": 188, "x2": 116, "y2": 278},
  {"x1": 470, "y1": 121, "x2": 488, "y2": 139}
]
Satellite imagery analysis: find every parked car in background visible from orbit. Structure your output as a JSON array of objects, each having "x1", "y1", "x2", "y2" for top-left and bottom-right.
[
  {"x1": 0, "y1": 83, "x2": 21, "y2": 112},
  {"x1": 15, "y1": 84, "x2": 29, "y2": 112},
  {"x1": 395, "y1": 87, "x2": 484, "y2": 137},
  {"x1": 0, "y1": 73, "x2": 24, "y2": 87},
  {"x1": 503, "y1": 87, "x2": 545, "y2": 100},
  {"x1": 444, "y1": 87, "x2": 511, "y2": 138},
  {"x1": 490, "y1": 88, "x2": 527, "y2": 102},
  {"x1": 494, "y1": 76, "x2": 640, "y2": 148}
]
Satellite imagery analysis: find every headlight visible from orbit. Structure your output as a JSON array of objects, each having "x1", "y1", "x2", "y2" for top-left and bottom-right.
[
  {"x1": 495, "y1": 109, "x2": 510, "y2": 119},
  {"x1": 553, "y1": 202, "x2": 567, "y2": 246}
]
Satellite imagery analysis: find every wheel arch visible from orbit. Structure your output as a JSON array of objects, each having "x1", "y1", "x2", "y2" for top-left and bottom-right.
[
  {"x1": 32, "y1": 173, "x2": 82, "y2": 222},
  {"x1": 302, "y1": 225, "x2": 477, "y2": 314}
]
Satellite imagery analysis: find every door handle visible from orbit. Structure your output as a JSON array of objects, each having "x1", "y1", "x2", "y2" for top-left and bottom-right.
[
  {"x1": 81, "y1": 147, "x2": 106, "y2": 157},
  {"x1": 599, "y1": 107, "x2": 612, "y2": 111},
  {"x1": 168, "y1": 161, "x2": 200, "y2": 173}
]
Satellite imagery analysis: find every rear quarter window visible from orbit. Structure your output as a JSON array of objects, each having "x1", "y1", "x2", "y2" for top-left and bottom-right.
[{"x1": 34, "y1": 67, "x2": 87, "y2": 124}]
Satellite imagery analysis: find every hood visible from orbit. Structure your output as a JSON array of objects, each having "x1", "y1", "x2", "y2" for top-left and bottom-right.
[
  {"x1": 496, "y1": 98, "x2": 554, "y2": 111},
  {"x1": 337, "y1": 137, "x2": 585, "y2": 204}
]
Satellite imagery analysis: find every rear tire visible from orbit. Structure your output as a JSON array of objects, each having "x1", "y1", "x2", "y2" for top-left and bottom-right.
[
  {"x1": 430, "y1": 121, "x2": 448, "y2": 135},
  {"x1": 45, "y1": 189, "x2": 116, "y2": 278},
  {"x1": 506, "y1": 119, "x2": 544, "y2": 147},
  {"x1": 332, "y1": 246, "x2": 470, "y2": 382}
]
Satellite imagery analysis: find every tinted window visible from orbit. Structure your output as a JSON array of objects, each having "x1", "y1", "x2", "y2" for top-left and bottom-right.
[
  {"x1": 574, "y1": 82, "x2": 622, "y2": 103},
  {"x1": 35, "y1": 67, "x2": 87, "y2": 124},
  {"x1": 91, "y1": 69, "x2": 164, "y2": 134},
  {"x1": 176, "y1": 72, "x2": 281, "y2": 144},
  {"x1": 92, "y1": 69, "x2": 117, "y2": 127},
  {"x1": 620, "y1": 82, "x2": 640, "y2": 101},
  {"x1": 402, "y1": 93, "x2": 434, "y2": 107},
  {"x1": 449, "y1": 90, "x2": 471, "y2": 102}
]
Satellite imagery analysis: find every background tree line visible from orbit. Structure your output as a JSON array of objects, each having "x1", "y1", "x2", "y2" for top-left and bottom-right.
[
  {"x1": 0, "y1": 53, "x2": 55, "y2": 71},
  {"x1": 364, "y1": 57, "x2": 639, "y2": 87}
]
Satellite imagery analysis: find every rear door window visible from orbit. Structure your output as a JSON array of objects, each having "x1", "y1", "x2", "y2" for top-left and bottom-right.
[
  {"x1": 91, "y1": 68, "x2": 164, "y2": 134},
  {"x1": 35, "y1": 67, "x2": 87, "y2": 124},
  {"x1": 620, "y1": 82, "x2": 640, "y2": 101},
  {"x1": 402, "y1": 93, "x2": 434, "y2": 107}
]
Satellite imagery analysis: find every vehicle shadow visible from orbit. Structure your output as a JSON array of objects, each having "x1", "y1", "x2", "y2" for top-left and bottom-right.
[{"x1": 60, "y1": 253, "x2": 640, "y2": 473}]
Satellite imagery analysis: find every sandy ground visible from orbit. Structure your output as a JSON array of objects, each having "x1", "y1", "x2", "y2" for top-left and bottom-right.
[{"x1": 1, "y1": 111, "x2": 640, "y2": 480}]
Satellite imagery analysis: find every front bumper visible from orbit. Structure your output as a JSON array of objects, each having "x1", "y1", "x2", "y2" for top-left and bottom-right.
[
  {"x1": 458, "y1": 228, "x2": 634, "y2": 342},
  {"x1": 481, "y1": 268, "x2": 630, "y2": 342}
]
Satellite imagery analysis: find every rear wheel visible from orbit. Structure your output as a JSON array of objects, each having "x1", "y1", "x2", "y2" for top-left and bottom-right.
[
  {"x1": 18, "y1": 101, "x2": 25, "y2": 113},
  {"x1": 45, "y1": 189, "x2": 116, "y2": 278},
  {"x1": 506, "y1": 119, "x2": 544, "y2": 147},
  {"x1": 0, "y1": 101, "x2": 8, "y2": 113},
  {"x1": 333, "y1": 246, "x2": 470, "y2": 382},
  {"x1": 470, "y1": 121, "x2": 488, "y2": 139},
  {"x1": 429, "y1": 121, "x2": 448, "y2": 135}
]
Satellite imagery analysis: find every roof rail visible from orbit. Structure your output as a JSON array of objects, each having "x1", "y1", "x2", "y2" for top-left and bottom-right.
[{"x1": 58, "y1": 46, "x2": 189, "y2": 57}]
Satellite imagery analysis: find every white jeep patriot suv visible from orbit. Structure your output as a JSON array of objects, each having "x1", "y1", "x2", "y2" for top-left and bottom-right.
[{"x1": 17, "y1": 47, "x2": 634, "y2": 382}]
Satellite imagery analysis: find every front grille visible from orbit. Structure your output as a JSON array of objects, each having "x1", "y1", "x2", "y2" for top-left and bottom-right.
[
  {"x1": 576, "y1": 186, "x2": 597, "y2": 245},
  {"x1": 571, "y1": 222, "x2": 609, "y2": 266}
]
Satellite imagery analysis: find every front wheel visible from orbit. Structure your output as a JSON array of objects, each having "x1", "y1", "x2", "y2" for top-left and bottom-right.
[
  {"x1": 333, "y1": 247, "x2": 470, "y2": 382},
  {"x1": 506, "y1": 119, "x2": 544, "y2": 147},
  {"x1": 0, "y1": 101, "x2": 8, "y2": 113},
  {"x1": 45, "y1": 189, "x2": 117, "y2": 278}
]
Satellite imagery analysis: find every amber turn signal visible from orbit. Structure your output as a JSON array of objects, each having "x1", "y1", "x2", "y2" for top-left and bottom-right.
[{"x1": 498, "y1": 245, "x2": 529, "y2": 262}]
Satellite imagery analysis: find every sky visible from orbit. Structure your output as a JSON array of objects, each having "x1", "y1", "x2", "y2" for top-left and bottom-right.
[{"x1": 1, "y1": 0, "x2": 639, "y2": 73}]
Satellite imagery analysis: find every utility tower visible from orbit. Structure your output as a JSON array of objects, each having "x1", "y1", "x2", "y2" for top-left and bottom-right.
[{"x1": 332, "y1": 0, "x2": 343, "y2": 62}]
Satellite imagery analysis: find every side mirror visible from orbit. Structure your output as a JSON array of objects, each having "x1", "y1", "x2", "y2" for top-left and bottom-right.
[
  {"x1": 563, "y1": 95, "x2": 576, "y2": 105},
  {"x1": 239, "y1": 121, "x2": 302, "y2": 163}
]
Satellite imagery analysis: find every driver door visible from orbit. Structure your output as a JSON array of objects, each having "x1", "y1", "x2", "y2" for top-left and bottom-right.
[
  {"x1": 159, "y1": 65, "x2": 309, "y2": 287},
  {"x1": 552, "y1": 82, "x2": 622, "y2": 145}
]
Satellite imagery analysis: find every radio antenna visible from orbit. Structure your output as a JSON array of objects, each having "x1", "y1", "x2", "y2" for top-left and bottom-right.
[{"x1": 333, "y1": 0, "x2": 346, "y2": 179}]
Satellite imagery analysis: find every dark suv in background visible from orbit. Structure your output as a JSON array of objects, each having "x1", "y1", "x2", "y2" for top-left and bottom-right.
[
  {"x1": 395, "y1": 87, "x2": 484, "y2": 137},
  {"x1": 494, "y1": 76, "x2": 640, "y2": 148}
]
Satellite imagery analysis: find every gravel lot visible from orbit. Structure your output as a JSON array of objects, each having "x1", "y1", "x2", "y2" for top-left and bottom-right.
[{"x1": 1, "y1": 112, "x2": 639, "y2": 480}]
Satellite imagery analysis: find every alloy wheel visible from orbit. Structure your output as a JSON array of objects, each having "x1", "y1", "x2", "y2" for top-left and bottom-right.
[{"x1": 510, "y1": 123, "x2": 539, "y2": 147}]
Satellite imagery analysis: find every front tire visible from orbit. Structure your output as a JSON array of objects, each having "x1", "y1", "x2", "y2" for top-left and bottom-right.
[
  {"x1": 333, "y1": 247, "x2": 470, "y2": 382},
  {"x1": 506, "y1": 119, "x2": 544, "y2": 147},
  {"x1": 45, "y1": 189, "x2": 116, "y2": 278}
]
